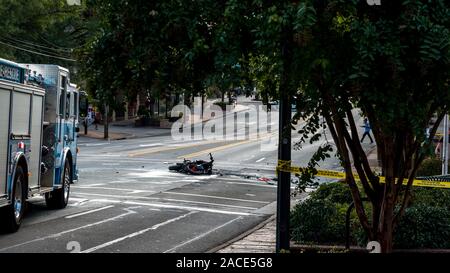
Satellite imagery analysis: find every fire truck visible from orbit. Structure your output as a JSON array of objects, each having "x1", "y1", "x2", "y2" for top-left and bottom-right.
[{"x1": 0, "y1": 58, "x2": 82, "y2": 232}]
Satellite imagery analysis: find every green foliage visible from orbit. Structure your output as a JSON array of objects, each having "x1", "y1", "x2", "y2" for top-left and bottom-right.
[
  {"x1": 292, "y1": 182, "x2": 450, "y2": 249},
  {"x1": 290, "y1": 198, "x2": 348, "y2": 245},
  {"x1": 0, "y1": 0, "x2": 89, "y2": 80},
  {"x1": 409, "y1": 187, "x2": 450, "y2": 211},
  {"x1": 310, "y1": 182, "x2": 353, "y2": 204},
  {"x1": 416, "y1": 157, "x2": 450, "y2": 176},
  {"x1": 394, "y1": 205, "x2": 450, "y2": 249}
]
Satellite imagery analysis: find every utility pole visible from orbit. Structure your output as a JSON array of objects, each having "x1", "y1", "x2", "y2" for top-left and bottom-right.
[
  {"x1": 443, "y1": 114, "x2": 449, "y2": 175},
  {"x1": 104, "y1": 103, "x2": 109, "y2": 139},
  {"x1": 276, "y1": 95, "x2": 291, "y2": 253},
  {"x1": 276, "y1": 28, "x2": 292, "y2": 253}
]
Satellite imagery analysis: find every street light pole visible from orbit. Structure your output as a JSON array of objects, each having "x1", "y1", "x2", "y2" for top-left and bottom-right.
[
  {"x1": 276, "y1": 95, "x2": 291, "y2": 253},
  {"x1": 443, "y1": 114, "x2": 449, "y2": 175},
  {"x1": 276, "y1": 30, "x2": 292, "y2": 253}
]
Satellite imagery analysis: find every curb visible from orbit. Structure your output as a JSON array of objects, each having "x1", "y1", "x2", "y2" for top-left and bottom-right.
[
  {"x1": 366, "y1": 145, "x2": 377, "y2": 156},
  {"x1": 79, "y1": 133, "x2": 134, "y2": 141},
  {"x1": 206, "y1": 214, "x2": 276, "y2": 253}
]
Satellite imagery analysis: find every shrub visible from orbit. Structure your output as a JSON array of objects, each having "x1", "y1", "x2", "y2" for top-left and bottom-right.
[
  {"x1": 291, "y1": 181, "x2": 450, "y2": 249},
  {"x1": 416, "y1": 157, "x2": 449, "y2": 177},
  {"x1": 310, "y1": 181, "x2": 353, "y2": 204},
  {"x1": 394, "y1": 205, "x2": 450, "y2": 249},
  {"x1": 290, "y1": 198, "x2": 348, "y2": 245},
  {"x1": 409, "y1": 187, "x2": 450, "y2": 211}
]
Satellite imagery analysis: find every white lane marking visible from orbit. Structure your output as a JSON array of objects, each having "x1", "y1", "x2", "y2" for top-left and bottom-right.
[
  {"x1": 226, "y1": 182, "x2": 277, "y2": 188},
  {"x1": 80, "y1": 154, "x2": 120, "y2": 157},
  {"x1": 255, "y1": 157, "x2": 265, "y2": 163},
  {"x1": 84, "y1": 143, "x2": 110, "y2": 147},
  {"x1": 68, "y1": 197, "x2": 90, "y2": 206},
  {"x1": 161, "y1": 191, "x2": 270, "y2": 204},
  {"x1": 164, "y1": 217, "x2": 242, "y2": 253},
  {"x1": 129, "y1": 190, "x2": 147, "y2": 194},
  {"x1": 0, "y1": 208, "x2": 137, "y2": 252},
  {"x1": 85, "y1": 199, "x2": 250, "y2": 215},
  {"x1": 81, "y1": 211, "x2": 197, "y2": 253},
  {"x1": 246, "y1": 194, "x2": 256, "y2": 197},
  {"x1": 139, "y1": 143, "x2": 163, "y2": 147},
  {"x1": 123, "y1": 201, "x2": 252, "y2": 216},
  {"x1": 72, "y1": 192, "x2": 158, "y2": 200},
  {"x1": 107, "y1": 180, "x2": 187, "y2": 185},
  {"x1": 72, "y1": 186, "x2": 156, "y2": 193},
  {"x1": 77, "y1": 183, "x2": 106, "y2": 187},
  {"x1": 89, "y1": 199, "x2": 122, "y2": 204},
  {"x1": 162, "y1": 198, "x2": 257, "y2": 210},
  {"x1": 102, "y1": 163, "x2": 120, "y2": 166},
  {"x1": 71, "y1": 193, "x2": 258, "y2": 210},
  {"x1": 70, "y1": 197, "x2": 89, "y2": 202},
  {"x1": 69, "y1": 201, "x2": 89, "y2": 207},
  {"x1": 65, "y1": 205, "x2": 115, "y2": 219}
]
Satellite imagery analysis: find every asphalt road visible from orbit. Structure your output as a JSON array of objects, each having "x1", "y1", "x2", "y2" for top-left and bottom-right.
[{"x1": 0, "y1": 99, "x2": 343, "y2": 253}]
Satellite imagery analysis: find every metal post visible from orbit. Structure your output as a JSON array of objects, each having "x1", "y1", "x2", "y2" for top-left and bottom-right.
[
  {"x1": 276, "y1": 26, "x2": 293, "y2": 254},
  {"x1": 443, "y1": 114, "x2": 449, "y2": 175},
  {"x1": 276, "y1": 95, "x2": 291, "y2": 253}
]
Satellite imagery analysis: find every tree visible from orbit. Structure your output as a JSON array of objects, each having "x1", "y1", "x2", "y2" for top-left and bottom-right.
[
  {"x1": 78, "y1": 0, "x2": 162, "y2": 137},
  {"x1": 77, "y1": 0, "x2": 450, "y2": 252},
  {"x1": 79, "y1": 0, "x2": 229, "y2": 133},
  {"x1": 0, "y1": 0, "x2": 87, "y2": 75},
  {"x1": 212, "y1": 0, "x2": 450, "y2": 252},
  {"x1": 291, "y1": 0, "x2": 450, "y2": 252}
]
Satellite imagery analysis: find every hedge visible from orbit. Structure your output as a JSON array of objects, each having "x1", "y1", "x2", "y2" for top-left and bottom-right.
[{"x1": 291, "y1": 181, "x2": 450, "y2": 249}]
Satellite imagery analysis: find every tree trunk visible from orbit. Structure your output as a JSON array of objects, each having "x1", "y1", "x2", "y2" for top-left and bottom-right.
[
  {"x1": 376, "y1": 214, "x2": 394, "y2": 253},
  {"x1": 104, "y1": 103, "x2": 109, "y2": 139},
  {"x1": 262, "y1": 92, "x2": 269, "y2": 111},
  {"x1": 157, "y1": 98, "x2": 160, "y2": 117},
  {"x1": 165, "y1": 97, "x2": 169, "y2": 118}
]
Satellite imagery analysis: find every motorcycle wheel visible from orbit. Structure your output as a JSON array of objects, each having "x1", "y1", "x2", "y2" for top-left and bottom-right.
[{"x1": 169, "y1": 165, "x2": 183, "y2": 171}]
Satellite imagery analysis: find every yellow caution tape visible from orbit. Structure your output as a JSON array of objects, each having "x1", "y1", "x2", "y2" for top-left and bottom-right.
[{"x1": 276, "y1": 160, "x2": 450, "y2": 189}]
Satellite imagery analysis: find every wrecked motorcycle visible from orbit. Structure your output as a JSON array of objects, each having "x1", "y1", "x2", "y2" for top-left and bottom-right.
[{"x1": 169, "y1": 153, "x2": 214, "y2": 175}]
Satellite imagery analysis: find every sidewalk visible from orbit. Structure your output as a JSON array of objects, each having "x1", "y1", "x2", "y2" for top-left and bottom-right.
[
  {"x1": 79, "y1": 120, "x2": 172, "y2": 141},
  {"x1": 216, "y1": 216, "x2": 276, "y2": 253}
]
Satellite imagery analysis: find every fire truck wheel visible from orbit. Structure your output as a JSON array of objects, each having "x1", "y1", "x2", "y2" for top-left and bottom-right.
[
  {"x1": 45, "y1": 161, "x2": 71, "y2": 209},
  {"x1": 0, "y1": 165, "x2": 26, "y2": 233}
]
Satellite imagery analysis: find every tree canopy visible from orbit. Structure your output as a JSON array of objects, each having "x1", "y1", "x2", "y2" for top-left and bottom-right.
[
  {"x1": 293, "y1": 0, "x2": 450, "y2": 252},
  {"x1": 78, "y1": 0, "x2": 450, "y2": 253},
  {"x1": 0, "y1": 0, "x2": 89, "y2": 79},
  {"x1": 3, "y1": 0, "x2": 448, "y2": 253}
]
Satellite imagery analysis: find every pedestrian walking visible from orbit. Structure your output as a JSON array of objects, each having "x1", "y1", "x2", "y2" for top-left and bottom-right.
[
  {"x1": 94, "y1": 111, "x2": 102, "y2": 130},
  {"x1": 360, "y1": 118, "x2": 374, "y2": 144}
]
